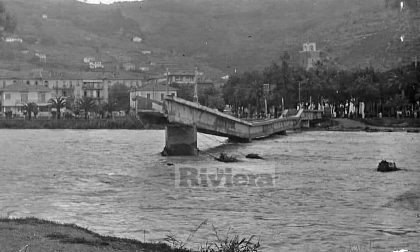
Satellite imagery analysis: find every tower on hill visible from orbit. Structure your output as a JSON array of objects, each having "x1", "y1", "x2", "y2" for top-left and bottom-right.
[{"x1": 299, "y1": 42, "x2": 321, "y2": 70}]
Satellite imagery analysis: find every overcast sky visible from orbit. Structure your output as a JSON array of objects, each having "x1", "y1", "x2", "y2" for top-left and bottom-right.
[{"x1": 77, "y1": 0, "x2": 143, "y2": 4}]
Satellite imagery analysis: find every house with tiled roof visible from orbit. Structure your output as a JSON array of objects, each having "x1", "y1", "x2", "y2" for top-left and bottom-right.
[
  {"x1": 165, "y1": 68, "x2": 204, "y2": 85},
  {"x1": 0, "y1": 83, "x2": 54, "y2": 117},
  {"x1": 130, "y1": 83, "x2": 177, "y2": 112}
]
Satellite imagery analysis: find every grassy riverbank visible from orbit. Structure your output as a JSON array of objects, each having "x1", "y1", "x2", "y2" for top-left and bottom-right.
[
  {"x1": 358, "y1": 117, "x2": 420, "y2": 128},
  {"x1": 0, "y1": 118, "x2": 165, "y2": 130},
  {"x1": 0, "y1": 217, "x2": 261, "y2": 252},
  {"x1": 311, "y1": 118, "x2": 420, "y2": 132},
  {"x1": 0, "y1": 217, "x2": 190, "y2": 252}
]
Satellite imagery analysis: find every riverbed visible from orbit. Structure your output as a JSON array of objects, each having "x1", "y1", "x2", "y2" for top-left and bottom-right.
[{"x1": 0, "y1": 130, "x2": 419, "y2": 251}]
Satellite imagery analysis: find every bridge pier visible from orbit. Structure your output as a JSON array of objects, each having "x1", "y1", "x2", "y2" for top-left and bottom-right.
[{"x1": 163, "y1": 124, "x2": 198, "y2": 156}]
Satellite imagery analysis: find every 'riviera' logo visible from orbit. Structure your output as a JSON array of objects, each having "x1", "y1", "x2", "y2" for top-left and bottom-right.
[{"x1": 174, "y1": 167, "x2": 276, "y2": 188}]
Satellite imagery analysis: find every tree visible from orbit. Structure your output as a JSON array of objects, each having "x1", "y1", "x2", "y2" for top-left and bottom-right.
[
  {"x1": 199, "y1": 87, "x2": 225, "y2": 111},
  {"x1": 23, "y1": 102, "x2": 39, "y2": 120},
  {"x1": 77, "y1": 97, "x2": 96, "y2": 119},
  {"x1": 49, "y1": 96, "x2": 66, "y2": 120},
  {"x1": 108, "y1": 83, "x2": 130, "y2": 112}
]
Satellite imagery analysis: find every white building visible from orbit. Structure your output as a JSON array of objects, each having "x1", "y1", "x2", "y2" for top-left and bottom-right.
[
  {"x1": 0, "y1": 83, "x2": 53, "y2": 117},
  {"x1": 299, "y1": 42, "x2": 321, "y2": 70},
  {"x1": 83, "y1": 57, "x2": 96, "y2": 63},
  {"x1": 89, "y1": 61, "x2": 104, "y2": 69},
  {"x1": 132, "y1": 36, "x2": 142, "y2": 43},
  {"x1": 4, "y1": 37, "x2": 23, "y2": 43}
]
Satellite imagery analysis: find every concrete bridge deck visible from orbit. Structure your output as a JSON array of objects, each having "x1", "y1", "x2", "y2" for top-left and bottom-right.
[{"x1": 162, "y1": 96, "x2": 323, "y2": 155}]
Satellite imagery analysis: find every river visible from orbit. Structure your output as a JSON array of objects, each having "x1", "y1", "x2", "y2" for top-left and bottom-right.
[{"x1": 0, "y1": 129, "x2": 419, "y2": 251}]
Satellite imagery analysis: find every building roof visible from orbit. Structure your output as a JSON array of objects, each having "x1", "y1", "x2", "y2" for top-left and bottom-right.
[
  {"x1": 166, "y1": 68, "x2": 204, "y2": 76},
  {"x1": 136, "y1": 83, "x2": 178, "y2": 92},
  {"x1": 0, "y1": 83, "x2": 52, "y2": 92}
]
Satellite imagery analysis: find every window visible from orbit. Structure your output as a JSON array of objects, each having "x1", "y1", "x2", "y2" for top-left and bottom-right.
[
  {"x1": 97, "y1": 90, "x2": 100, "y2": 98},
  {"x1": 146, "y1": 93, "x2": 150, "y2": 99},
  {"x1": 84, "y1": 91, "x2": 87, "y2": 97},
  {"x1": 35, "y1": 81, "x2": 38, "y2": 85},
  {"x1": 5, "y1": 93, "x2": 11, "y2": 100},
  {"x1": 21, "y1": 93, "x2": 28, "y2": 102},
  {"x1": 161, "y1": 93, "x2": 164, "y2": 100},
  {"x1": 26, "y1": 80, "x2": 30, "y2": 85}
]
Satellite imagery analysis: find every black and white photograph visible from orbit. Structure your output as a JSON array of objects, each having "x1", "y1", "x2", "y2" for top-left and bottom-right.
[{"x1": 0, "y1": 0, "x2": 419, "y2": 251}]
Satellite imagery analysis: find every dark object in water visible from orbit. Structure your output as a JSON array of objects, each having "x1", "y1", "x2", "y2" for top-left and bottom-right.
[
  {"x1": 407, "y1": 129, "x2": 419, "y2": 133},
  {"x1": 377, "y1": 160, "x2": 400, "y2": 172},
  {"x1": 246, "y1": 153, "x2": 263, "y2": 159},
  {"x1": 215, "y1": 153, "x2": 238, "y2": 163},
  {"x1": 167, "y1": 162, "x2": 174, "y2": 166}
]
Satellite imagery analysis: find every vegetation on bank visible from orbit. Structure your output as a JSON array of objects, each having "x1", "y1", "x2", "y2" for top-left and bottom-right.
[
  {"x1": 0, "y1": 217, "x2": 191, "y2": 252},
  {"x1": 0, "y1": 217, "x2": 260, "y2": 252},
  {"x1": 358, "y1": 117, "x2": 420, "y2": 128},
  {"x1": 0, "y1": 117, "x2": 165, "y2": 130},
  {"x1": 222, "y1": 58, "x2": 420, "y2": 119}
]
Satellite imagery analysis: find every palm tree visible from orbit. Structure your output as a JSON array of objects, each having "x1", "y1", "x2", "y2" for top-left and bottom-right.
[
  {"x1": 23, "y1": 102, "x2": 38, "y2": 120},
  {"x1": 49, "y1": 96, "x2": 66, "y2": 120},
  {"x1": 77, "y1": 96, "x2": 96, "y2": 119}
]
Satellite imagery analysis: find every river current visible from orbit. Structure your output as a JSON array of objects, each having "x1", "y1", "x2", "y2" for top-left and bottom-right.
[{"x1": 0, "y1": 129, "x2": 419, "y2": 251}]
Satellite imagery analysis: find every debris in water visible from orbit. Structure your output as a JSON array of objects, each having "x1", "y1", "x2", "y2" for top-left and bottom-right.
[
  {"x1": 377, "y1": 160, "x2": 400, "y2": 172},
  {"x1": 246, "y1": 153, "x2": 264, "y2": 159},
  {"x1": 215, "y1": 153, "x2": 238, "y2": 163}
]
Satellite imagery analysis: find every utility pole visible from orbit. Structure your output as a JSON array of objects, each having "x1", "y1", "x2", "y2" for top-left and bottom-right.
[
  {"x1": 193, "y1": 66, "x2": 199, "y2": 103},
  {"x1": 166, "y1": 68, "x2": 169, "y2": 96},
  {"x1": 298, "y1": 81, "x2": 301, "y2": 108}
]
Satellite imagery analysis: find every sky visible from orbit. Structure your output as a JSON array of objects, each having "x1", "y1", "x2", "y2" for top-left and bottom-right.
[{"x1": 77, "y1": 0, "x2": 143, "y2": 4}]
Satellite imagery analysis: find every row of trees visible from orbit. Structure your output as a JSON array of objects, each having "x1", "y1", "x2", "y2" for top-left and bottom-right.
[
  {"x1": 23, "y1": 83, "x2": 131, "y2": 120},
  {"x1": 222, "y1": 57, "x2": 420, "y2": 118},
  {"x1": 0, "y1": 1, "x2": 17, "y2": 34},
  {"x1": 23, "y1": 96, "x2": 97, "y2": 120}
]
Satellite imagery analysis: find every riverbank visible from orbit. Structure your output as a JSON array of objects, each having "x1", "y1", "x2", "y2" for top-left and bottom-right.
[
  {"x1": 0, "y1": 118, "x2": 166, "y2": 130},
  {"x1": 0, "y1": 217, "x2": 190, "y2": 252},
  {"x1": 311, "y1": 118, "x2": 420, "y2": 132}
]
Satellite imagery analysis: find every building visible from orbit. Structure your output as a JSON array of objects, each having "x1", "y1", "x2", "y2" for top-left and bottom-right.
[
  {"x1": 80, "y1": 80, "x2": 109, "y2": 104},
  {"x1": 0, "y1": 83, "x2": 53, "y2": 117},
  {"x1": 132, "y1": 36, "x2": 142, "y2": 43},
  {"x1": 35, "y1": 53, "x2": 47, "y2": 63},
  {"x1": 123, "y1": 62, "x2": 136, "y2": 71},
  {"x1": 299, "y1": 42, "x2": 321, "y2": 70},
  {"x1": 139, "y1": 66, "x2": 150, "y2": 72},
  {"x1": 89, "y1": 61, "x2": 104, "y2": 69},
  {"x1": 4, "y1": 36, "x2": 23, "y2": 43},
  {"x1": 165, "y1": 69, "x2": 203, "y2": 85},
  {"x1": 83, "y1": 57, "x2": 95, "y2": 63},
  {"x1": 141, "y1": 50, "x2": 151, "y2": 55},
  {"x1": 130, "y1": 83, "x2": 177, "y2": 111}
]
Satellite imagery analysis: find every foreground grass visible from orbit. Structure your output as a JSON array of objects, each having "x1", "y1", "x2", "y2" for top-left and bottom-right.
[
  {"x1": 0, "y1": 217, "x2": 262, "y2": 252},
  {"x1": 0, "y1": 217, "x2": 192, "y2": 252}
]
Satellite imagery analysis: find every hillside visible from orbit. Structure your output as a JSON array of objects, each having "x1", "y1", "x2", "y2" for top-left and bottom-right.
[{"x1": 0, "y1": 0, "x2": 419, "y2": 80}]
